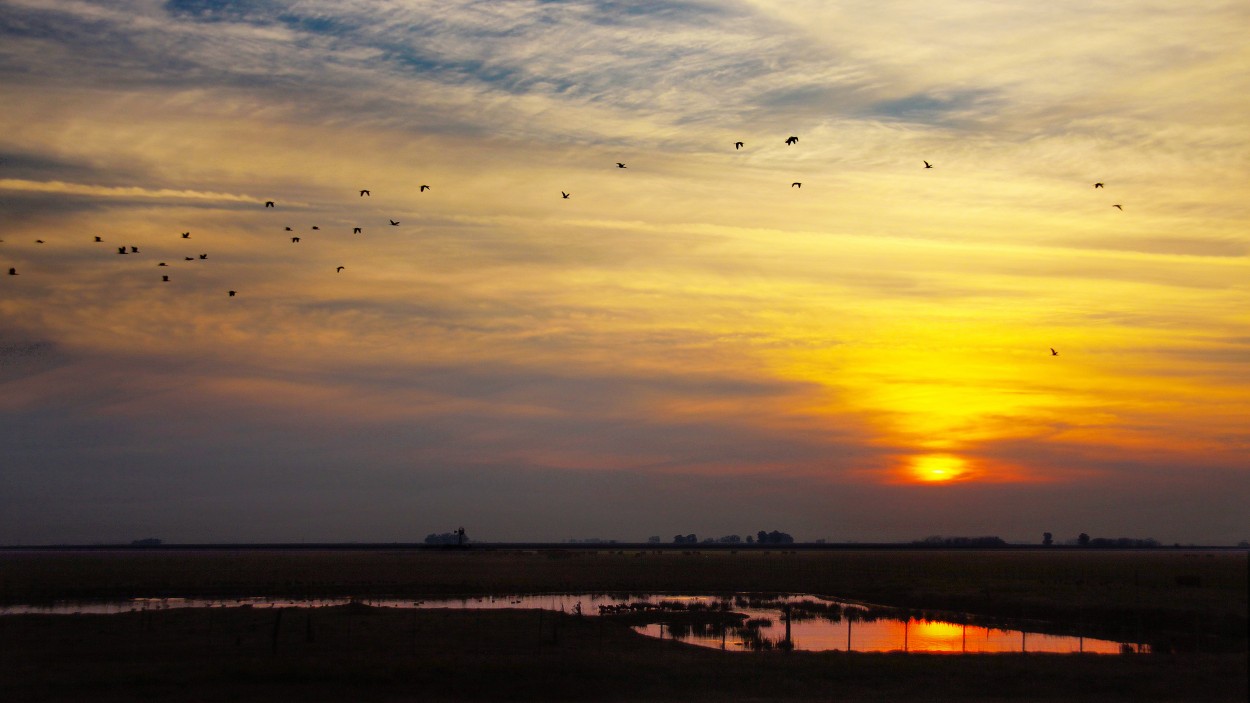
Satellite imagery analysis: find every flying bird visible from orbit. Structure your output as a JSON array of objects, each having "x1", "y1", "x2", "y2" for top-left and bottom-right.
[
  {"x1": 291, "y1": 237, "x2": 300, "y2": 243},
  {"x1": 311, "y1": 226, "x2": 319, "y2": 230},
  {"x1": 118, "y1": 247, "x2": 128, "y2": 255},
  {"x1": 7, "y1": 268, "x2": 16, "y2": 275},
  {"x1": 360, "y1": 190, "x2": 370, "y2": 196},
  {"x1": 162, "y1": 275, "x2": 169, "y2": 282},
  {"x1": 1094, "y1": 183, "x2": 1104, "y2": 188},
  {"x1": 353, "y1": 227, "x2": 362, "y2": 234},
  {"x1": 35, "y1": 239, "x2": 44, "y2": 244},
  {"x1": 791, "y1": 182, "x2": 802, "y2": 188},
  {"x1": 285, "y1": 227, "x2": 293, "y2": 231},
  {"x1": 181, "y1": 232, "x2": 190, "y2": 238},
  {"x1": 158, "y1": 262, "x2": 167, "y2": 267},
  {"x1": 1113, "y1": 204, "x2": 1122, "y2": 210},
  {"x1": 734, "y1": 141, "x2": 744, "y2": 149},
  {"x1": 785, "y1": 136, "x2": 798, "y2": 145},
  {"x1": 199, "y1": 254, "x2": 207, "y2": 259},
  {"x1": 336, "y1": 266, "x2": 345, "y2": 273},
  {"x1": 561, "y1": 191, "x2": 570, "y2": 199},
  {"x1": 185, "y1": 257, "x2": 194, "y2": 261},
  {"x1": 130, "y1": 246, "x2": 139, "y2": 253},
  {"x1": 94, "y1": 236, "x2": 102, "y2": 242},
  {"x1": 924, "y1": 161, "x2": 933, "y2": 169},
  {"x1": 1050, "y1": 348, "x2": 1059, "y2": 356},
  {"x1": 420, "y1": 185, "x2": 430, "y2": 192},
  {"x1": 265, "y1": 201, "x2": 274, "y2": 208},
  {"x1": 390, "y1": 220, "x2": 399, "y2": 226},
  {"x1": 228, "y1": 290, "x2": 236, "y2": 297},
  {"x1": 616, "y1": 162, "x2": 626, "y2": 168}
]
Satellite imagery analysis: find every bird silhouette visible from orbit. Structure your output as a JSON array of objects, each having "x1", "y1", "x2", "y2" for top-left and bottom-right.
[
  {"x1": 130, "y1": 246, "x2": 139, "y2": 253},
  {"x1": 389, "y1": 220, "x2": 399, "y2": 226},
  {"x1": 228, "y1": 290, "x2": 236, "y2": 297},
  {"x1": 336, "y1": 266, "x2": 345, "y2": 272},
  {"x1": 118, "y1": 247, "x2": 128, "y2": 255},
  {"x1": 561, "y1": 191, "x2": 570, "y2": 199},
  {"x1": 199, "y1": 254, "x2": 207, "y2": 259},
  {"x1": 734, "y1": 141, "x2": 744, "y2": 149},
  {"x1": 353, "y1": 227, "x2": 362, "y2": 234},
  {"x1": 35, "y1": 239, "x2": 44, "y2": 244},
  {"x1": 185, "y1": 257, "x2": 194, "y2": 261},
  {"x1": 420, "y1": 185, "x2": 430, "y2": 192},
  {"x1": 311, "y1": 226, "x2": 319, "y2": 230},
  {"x1": 924, "y1": 161, "x2": 933, "y2": 169},
  {"x1": 285, "y1": 227, "x2": 293, "y2": 231},
  {"x1": 94, "y1": 236, "x2": 103, "y2": 242},
  {"x1": 162, "y1": 275, "x2": 169, "y2": 282},
  {"x1": 265, "y1": 201, "x2": 274, "y2": 208},
  {"x1": 181, "y1": 232, "x2": 190, "y2": 238},
  {"x1": 1113, "y1": 204, "x2": 1122, "y2": 210},
  {"x1": 1050, "y1": 348, "x2": 1059, "y2": 356},
  {"x1": 1094, "y1": 183, "x2": 1104, "y2": 188},
  {"x1": 785, "y1": 136, "x2": 798, "y2": 145},
  {"x1": 158, "y1": 262, "x2": 167, "y2": 267},
  {"x1": 616, "y1": 162, "x2": 627, "y2": 168},
  {"x1": 791, "y1": 182, "x2": 802, "y2": 188},
  {"x1": 360, "y1": 190, "x2": 370, "y2": 196},
  {"x1": 7, "y1": 267, "x2": 16, "y2": 275},
  {"x1": 291, "y1": 237, "x2": 300, "y2": 243}
]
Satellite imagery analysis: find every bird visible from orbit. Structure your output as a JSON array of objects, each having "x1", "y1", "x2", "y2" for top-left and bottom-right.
[
  {"x1": 162, "y1": 275, "x2": 169, "y2": 282},
  {"x1": 360, "y1": 190, "x2": 370, "y2": 196},
  {"x1": 285, "y1": 227, "x2": 293, "y2": 231},
  {"x1": 7, "y1": 267, "x2": 16, "y2": 275},
  {"x1": 199, "y1": 254, "x2": 207, "y2": 259},
  {"x1": 924, "y1": 161, "x2": 933, "y2": 169},
  {"x1": 353, "y1": 227, "x2": 362, "y2": 234},
  {"x1": 94, "y1": 236, "x2": 102, "y2": 242},
  {"x1": 785, "y1": 136, "x2": 798, "y2": 145},
  {"x1": 228, "y1": 290, "x2": 236, "y2": 297},
  {"x1": 181, "y1": 232, "x2": 190, "y2": 238},
  {"x1": 420, "y1": 185, "x2": 430, "y2": 192},
  {"x1": 35, "y1": 239, "x2": 44, "y2": 244},
  {"x1": 1050, "y1": 348, "x2": 1059, "y2": 356},
  {"x1": 791, "y1": 182, "x2": 802, "y2": 188},
  {"x1": 1094, "y1": 183, "x2": 1104, "y2": 188},
  {"x1": 389, "y1": 220, "x2": 399, "y2": 226},
  {"x1": 561, "y1": 191, "x2": 570, "y2": 199},
  {"x1": 616, "y1": 162, "x2": 626, "y2": 168},
  {"x1": 118, "y1": 247, "x2": 128, "y2": 255},
  {"x1": 185, "y1": 257, "x2": 194, "y2": 261},
  {"x1": 1113, "y1": 204, "x2": 1122, "y2": 210},
  {"x1": 291, "y1": 237, "x2": 300, "y2": 243},
  {"x1": 265, "y1": 201, "x2": 274, "y2": 208},
  {"x1": 311, "y1": 226, "x2": 319, "y2": 230},
  {"x1": 734, "y1": 141, "x2": 744, "y2": 149},
  {"x1": 158, "y1": 262, "x2": 167, "y2": 267},
  {"x1": 129, "y1": 246, "x2": 139, "y2": 253},
  {"x1": 336, "y1": 266, "x2": 345, "y2": 273}
]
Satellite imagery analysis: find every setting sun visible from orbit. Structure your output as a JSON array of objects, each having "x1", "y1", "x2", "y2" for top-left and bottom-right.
[{"x1": 908, "y1": 455, "x2": 970, "y2": 483}]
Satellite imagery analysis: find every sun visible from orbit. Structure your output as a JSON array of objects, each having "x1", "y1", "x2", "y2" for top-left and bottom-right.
[{"x1": 908, "y1": 454, "x2": 970, "y2": 483}]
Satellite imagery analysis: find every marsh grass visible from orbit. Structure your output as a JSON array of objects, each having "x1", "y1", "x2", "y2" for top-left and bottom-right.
[{"x1": 1, "y1": 605, "x2": 1245, "y2": 702}]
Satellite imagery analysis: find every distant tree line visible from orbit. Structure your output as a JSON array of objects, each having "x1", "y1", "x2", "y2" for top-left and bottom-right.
[
  {"x1": 670, "y1": 530, "x2": 794, "y2": 545},
  {"x1": 424, "y1": 527, "x2": 468, "y2": 546},
  {"x1": 1063, "y1": 533, "x2": 1160, "y2": 548}
]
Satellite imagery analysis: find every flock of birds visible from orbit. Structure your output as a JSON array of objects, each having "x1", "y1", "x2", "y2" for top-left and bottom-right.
[{"x1": 5, "y1": 135, "x2": 1126, "y2": 355}]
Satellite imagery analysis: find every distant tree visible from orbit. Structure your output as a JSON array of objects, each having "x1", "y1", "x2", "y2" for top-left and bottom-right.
[
  {"x1": 1077, "y1": 532, "x2": 1091, "y2": 547},
  {"x1": 755, "y1": 530, "x2": 794, "y2": 545},
  {"x1": 718, "y1": 535, "x2": 742, "y2": 544},
  {"x1": 673, "y1": 534, "x2": 698, "y2": 544},
  {"x1": 130, "y1": 538, "x2": 162, "y2": 547},
  {"x1": 424, "y1": 530, "x2": 469, "y2": 545},
  {"x1": 1043, "y1": 532, "x2": 1053, "y2": 546},
  {"x1": 647, "y1": 536, "x2": 661, "y2": 544},
  {"x1": 745, "y1": 535, "x2": 754, "y2": 544},
  {"x1": 1237, "y1": 540, "x2": 1249, "y2": 548}
]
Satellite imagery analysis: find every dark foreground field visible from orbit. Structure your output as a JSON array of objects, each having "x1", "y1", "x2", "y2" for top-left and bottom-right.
[
  {"x1": 1, "y1": 548, "x2": 1246, "y2": 701},
  {"x1": 2, "y1": 605, "x2": 1246, "y2": 702}
]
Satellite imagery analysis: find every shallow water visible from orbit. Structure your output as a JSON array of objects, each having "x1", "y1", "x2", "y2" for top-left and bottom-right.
[{"x1": 0, "y1": 592, "x2": 1142, "y2": 654}]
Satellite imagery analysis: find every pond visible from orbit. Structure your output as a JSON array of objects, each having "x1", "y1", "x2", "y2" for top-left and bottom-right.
[{"x1": 0, "y1": 592, "x2": 1144, "y2": 654}]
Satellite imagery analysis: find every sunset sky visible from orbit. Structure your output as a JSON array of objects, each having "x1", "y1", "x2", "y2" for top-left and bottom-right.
[{"x1": 2, "y1": 0, "x2": 1247, "y2": 545}]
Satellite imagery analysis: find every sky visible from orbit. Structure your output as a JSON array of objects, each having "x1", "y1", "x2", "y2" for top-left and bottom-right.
[{"x1": 1, "y1": 0, "x2": 1247, "y2": 545}]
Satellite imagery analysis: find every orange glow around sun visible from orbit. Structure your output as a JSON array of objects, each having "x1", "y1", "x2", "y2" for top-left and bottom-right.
[{"x1": 907, "y1": 454, "x2": 970, "y2": 483}]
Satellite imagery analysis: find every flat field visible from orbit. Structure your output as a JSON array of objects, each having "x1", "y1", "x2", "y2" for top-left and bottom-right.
[{"x1": 1, "y1": 548, "x2": 1245, "y2": 701}]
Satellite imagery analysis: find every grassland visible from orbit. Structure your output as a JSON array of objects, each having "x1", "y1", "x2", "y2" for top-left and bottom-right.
[{"x1": 1, "y1": 548, "x2": 1245, "y2": 701}]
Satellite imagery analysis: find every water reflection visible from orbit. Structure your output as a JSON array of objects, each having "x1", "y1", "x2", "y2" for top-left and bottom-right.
[{"x1": 0, "y1": 593, "x2": 1142, "y2": 654}]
